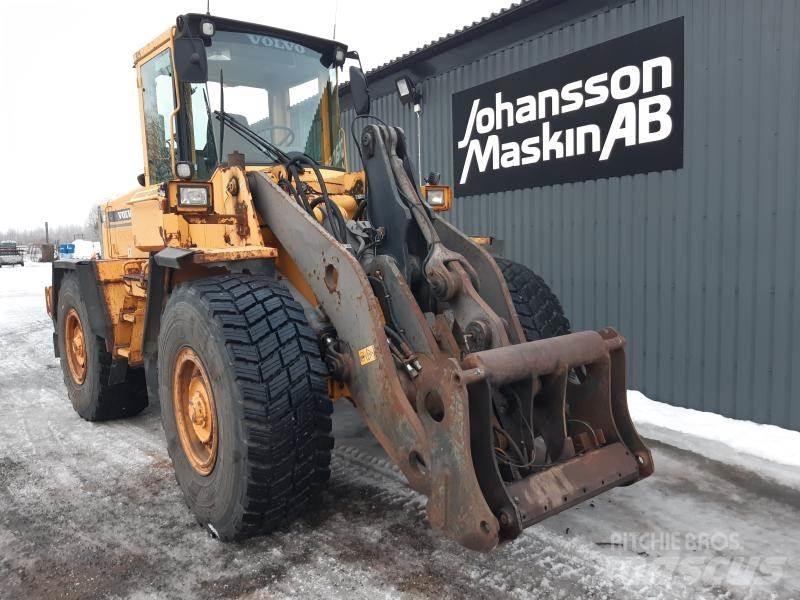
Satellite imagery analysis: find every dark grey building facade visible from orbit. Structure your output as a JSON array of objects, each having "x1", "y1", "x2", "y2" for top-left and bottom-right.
[{"x1": 341, "y1": 0, "x2": 800, "y2": 430}]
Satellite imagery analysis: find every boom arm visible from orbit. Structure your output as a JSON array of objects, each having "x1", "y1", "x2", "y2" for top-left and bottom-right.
[{"x1": 248, "y1": 123, "x2": 652, "y2": 551}]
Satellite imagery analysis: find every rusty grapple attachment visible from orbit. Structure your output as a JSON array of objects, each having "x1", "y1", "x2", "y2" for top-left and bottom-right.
[{"x1": 249, "y1": 122, "x2": 653, "y2": 552}]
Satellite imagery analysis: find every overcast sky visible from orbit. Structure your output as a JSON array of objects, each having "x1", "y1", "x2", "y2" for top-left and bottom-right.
[{"x1": 0, "y1": 0, "x2": 514, "y2": 230}]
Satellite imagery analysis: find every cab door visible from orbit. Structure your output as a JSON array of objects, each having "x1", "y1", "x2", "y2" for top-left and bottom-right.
[{"x1": 137, "y1": 48, "x2": 177, "y2": 185}]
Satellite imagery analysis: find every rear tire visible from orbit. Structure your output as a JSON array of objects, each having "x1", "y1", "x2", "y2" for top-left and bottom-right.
[
  {"x1": 495, "y1": 257, "x2": 570, "y2": 341},
  {"x1": 56, "y1": 273, "x2": 148, "y2": 420},
  {"x1": 158, "y1": 275, "x2": 333, "y2": 540}
]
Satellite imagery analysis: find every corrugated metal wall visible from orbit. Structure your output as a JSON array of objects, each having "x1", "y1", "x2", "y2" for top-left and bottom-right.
[{"x1": 342, "y1": 0, "x2": 800, "y2": 430}]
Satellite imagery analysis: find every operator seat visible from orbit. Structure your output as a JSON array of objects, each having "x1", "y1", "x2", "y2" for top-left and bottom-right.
[{"x1": 213, "y1": 113, "x2": 255, "y2": 159}]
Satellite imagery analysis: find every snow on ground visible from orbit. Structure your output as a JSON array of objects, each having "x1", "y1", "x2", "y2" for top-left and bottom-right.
[
  {"x1": 1, "y1": 262, "x2": 799, "y2": 599},
  {"x1": 0, "y1": 262, "x2": 51, "y2": 330},
  {"x1": 628, "y1": 391, "x2": 800, "y2": 468},
  {"x1": 629, "y1": 391, "x2": 800, "y2": 489}
]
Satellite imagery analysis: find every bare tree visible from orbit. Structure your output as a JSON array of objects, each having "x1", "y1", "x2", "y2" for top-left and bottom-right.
[
  {"x1": 0, "y1": 223, "x2": 92, "y2": 246},
  {"x1": 86, "y1": 205, "x2": 102, "y2": 239}
]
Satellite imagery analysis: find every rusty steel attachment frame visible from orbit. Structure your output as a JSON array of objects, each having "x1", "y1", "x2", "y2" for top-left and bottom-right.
[
  {"x1": 249, "y1": 171, "x2": 653, "y2": 552},
  {"x1": 463, "y1": 328, "x2": 653, "y2": 538}
]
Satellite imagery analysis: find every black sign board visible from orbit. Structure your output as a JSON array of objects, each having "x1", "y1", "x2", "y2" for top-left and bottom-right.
[
  {"x1": 452, "y1": 18, "x2": 684, "y2": 196},
  {"x1": 107, "y1": 208, "x2": 132, "y2": 223}
]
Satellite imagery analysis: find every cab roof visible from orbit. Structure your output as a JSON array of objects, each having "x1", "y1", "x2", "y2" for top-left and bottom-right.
[
  {"x1": 134, "y1": 14, "x2": 347, "y2": 69},
  {"x1": 179, "y1": 14, "x2": 346, "y2": 63}
]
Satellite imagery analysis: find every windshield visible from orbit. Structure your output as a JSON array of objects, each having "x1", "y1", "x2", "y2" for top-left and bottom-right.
[{"x1": 184, "y1": 30, "x2": 344, "y2": 178}]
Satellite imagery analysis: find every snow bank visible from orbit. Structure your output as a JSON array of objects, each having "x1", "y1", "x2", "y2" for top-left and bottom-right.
[
  {"x1": 628, "y1": 390, "x2": 800, "y2": 468},
  {"x1": 0, "y1": 262, "x2": 51, "y2": 331}
]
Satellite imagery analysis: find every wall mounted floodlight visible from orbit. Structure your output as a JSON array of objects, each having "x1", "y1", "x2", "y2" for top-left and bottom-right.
[
  {"x1": 395, "y1": 77, "x2": 411, "y2": 101},
  {"x1": 395, "y1": 75, "x2": 424, "y2": 183},
  {"x1": 395, "y1": 76, "x2": 421, "y2": 106}
]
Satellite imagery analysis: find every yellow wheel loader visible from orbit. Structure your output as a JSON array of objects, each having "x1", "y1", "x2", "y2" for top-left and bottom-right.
[{"x1": 45, "y1": 14, "x2": 653, "y2": 551}]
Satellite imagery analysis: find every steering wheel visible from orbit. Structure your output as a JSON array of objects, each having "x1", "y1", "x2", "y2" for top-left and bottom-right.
[{"x1": 262, "y1": 126, "x2": 295, "y2": 147}]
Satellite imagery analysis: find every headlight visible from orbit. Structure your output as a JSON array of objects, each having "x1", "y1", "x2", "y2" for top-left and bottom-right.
[
  {"x1": 422, "y1": 184, "x2": 452, "y2": 212},
  {"x1": 178, "y1": 186, "x2": 209, "y2": 207},
  {"x1": 426, "y1": 189, "x2": 445, "y2": 207},
  {"x1": 334, "y1": 47, "x2": 346, "y2": 66}
]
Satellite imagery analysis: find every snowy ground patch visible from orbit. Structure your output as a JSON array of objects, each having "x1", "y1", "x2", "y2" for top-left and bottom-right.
[
  {"x1": 2, "y1": 262, "x2": 799, "y2": 599},
  {"x1": 629, "y1": 390, "x2": 800, "y2": 489}
]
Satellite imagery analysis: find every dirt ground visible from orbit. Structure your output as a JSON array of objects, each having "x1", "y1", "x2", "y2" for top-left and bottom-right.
[{"x1": 1, "y1": 263, "x2": 798, "y2": 599}]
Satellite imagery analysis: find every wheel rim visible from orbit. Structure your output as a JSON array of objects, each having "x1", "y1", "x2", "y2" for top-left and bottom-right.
[
  {"x1": 64, "y1": 308, "x2": 87, "y2": 385},
  {"x1": 173, "y1": 347, "x2": 218, "y2": 476}
]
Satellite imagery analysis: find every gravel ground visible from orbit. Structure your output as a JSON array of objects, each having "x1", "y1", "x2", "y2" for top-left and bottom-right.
[{"x1": 1, "y1": 263, "x2": 798, "y2": 599}]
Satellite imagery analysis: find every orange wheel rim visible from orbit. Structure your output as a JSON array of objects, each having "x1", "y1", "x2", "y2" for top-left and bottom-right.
[
  {"x1": 64, "y1": 308, "x2": 87, "y2": 385},
  {"x1": 173, "y1": 347, "x2": 218, "y2": 476}
]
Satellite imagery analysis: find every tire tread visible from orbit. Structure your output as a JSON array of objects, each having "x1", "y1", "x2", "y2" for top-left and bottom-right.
[
  {"x1": 495, "y1": 257, "x2": 571, "y2": 340},
  {"x1": 58, "y1": 273, "x2": 148, "y2": 421},
  {"x1": 169, "y1": 275, "x2": 332, "y2": 538}
]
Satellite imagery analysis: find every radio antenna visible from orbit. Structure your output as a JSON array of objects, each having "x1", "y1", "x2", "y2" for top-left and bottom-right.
[
  {"x1": 332, "y1": 0, "x2": 339, "y2": 39},
  {"x1": 206, "y1": 0, "x2": 210, "y2": 15}
]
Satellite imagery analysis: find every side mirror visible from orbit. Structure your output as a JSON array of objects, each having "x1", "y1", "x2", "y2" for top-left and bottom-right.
[
  {"x1": 174, "y1": 37, "x2": 208, "y2": 83},
  {"x1": 349, "y1": 66, "x2": 371, "y2": 116},
  {"x1": 137, "y1": 173, "x2": 146, "y2": 187}
]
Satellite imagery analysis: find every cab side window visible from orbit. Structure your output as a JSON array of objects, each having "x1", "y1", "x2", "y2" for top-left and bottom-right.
[{"x1": 140, "y1": 50, "x2": 175, "y2": 184}]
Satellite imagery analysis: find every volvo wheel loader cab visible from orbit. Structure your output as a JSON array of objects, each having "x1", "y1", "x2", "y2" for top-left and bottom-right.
[{"x1": 45, "y1": 13, "x2": 653, "y2": 552}]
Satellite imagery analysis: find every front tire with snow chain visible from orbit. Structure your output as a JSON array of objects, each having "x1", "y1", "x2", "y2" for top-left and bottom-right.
[{"x1": 158, "y1": 275, "x2": 333, "y2": 540}]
